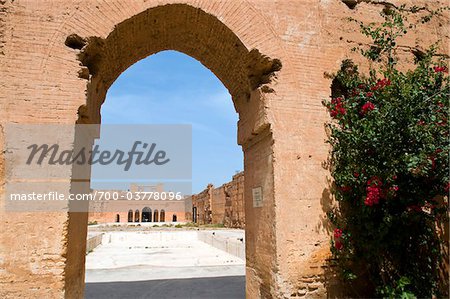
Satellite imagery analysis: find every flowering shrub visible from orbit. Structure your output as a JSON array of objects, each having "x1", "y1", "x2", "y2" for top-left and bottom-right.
[{"x1": 323, "y1": 6, "x2": 449, "y2": 298}]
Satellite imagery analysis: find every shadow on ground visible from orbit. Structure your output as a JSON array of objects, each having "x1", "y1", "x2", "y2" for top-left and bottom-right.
[{"x1": 85, "y1": 275, "x2": 245, "y2": 299}]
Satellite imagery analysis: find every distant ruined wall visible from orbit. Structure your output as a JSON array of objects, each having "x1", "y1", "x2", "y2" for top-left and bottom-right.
[
  {"x1": 223, "y1": 172, "x2": 245, "y2": 228},
  {"x1": 87, "y1": 210, "x2": 187, "y2": 224},
  {"x1": 190, "y1": 172, "x2": 245, "y2": 228},
  {"x1": 189, "y1": 184, "x2": 213, "y2": 225},
  {"x1": 211, "y1": 185, "x2": 226, "y2": 224},
  {"x1": 87, "y1": 199, "x2": 187, "y2": 224},
  {"x1": 86, "y1": 187, "x2": 187, "y2": 223}
]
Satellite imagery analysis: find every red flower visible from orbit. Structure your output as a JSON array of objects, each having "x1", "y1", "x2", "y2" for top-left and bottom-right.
[
  {"x1": 366, "y1": 92, "x2": 374, "y2": 97},
  {"x1": 434, "y1": 66, "x2": 448, "y2": 73},
  {"x1": 335, "y1": 240, "x2": 343, "y2": 250},
  {"x1": 334, "y1": 228, "x2": 343, "y2": 239},
  {"x1": 361, "y1": 101, "x2": 375, "y2": 115},
  {"x1": 331, "y1": 97, "x2": 343, "y2": 104},
  {"x1": 354, "y1": 172, "x2": 360, "y2": 178},
  {"x1": 365, "y1": 187, "x2": 381, "y2": 206},
  {"x1": 365, "y1": 176, "x2": 383, "y2": 206},
  {"x1": 417, "y1": 120, "x2": 425, "y2": 126},
  {"x1": 391, "y1": 185, "x2": 399, "y2": 192},
  {"x1": 329, "y1": 97, "x2": 346, "y2": 119},
  {"x1": 392, "y1": 175, "x2": 397, "y2": 180},
  {"x1": 370, "y1": 78, "x2": 391, "y2": 91},
  {"x1": 380, "y1": 78, "x2": 391, "y2": 86},
  {"x1": 334, "y1": 227, "x2": 344, "y2": 250},
  {"x1": 358, "y1": 83, "x2": 366, "y2": 89}
]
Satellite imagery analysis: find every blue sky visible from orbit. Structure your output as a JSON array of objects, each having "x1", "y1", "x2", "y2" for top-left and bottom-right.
[{"x1": 98, "y1": 50, "x2": 243, "y2": 193}]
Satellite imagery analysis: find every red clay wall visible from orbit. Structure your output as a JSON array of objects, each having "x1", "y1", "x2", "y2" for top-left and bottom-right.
[{"x1": 190, "y1": 172, "x2": 245, "y2": 228}]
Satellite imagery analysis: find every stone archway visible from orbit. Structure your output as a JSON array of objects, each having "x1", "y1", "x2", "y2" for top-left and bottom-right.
[
  {"x1": 0, "y1": 0, "x2": 382, "y2": 297},
  {"x1": 64, "y1": 4, "x2": 285, "y2": 298}
]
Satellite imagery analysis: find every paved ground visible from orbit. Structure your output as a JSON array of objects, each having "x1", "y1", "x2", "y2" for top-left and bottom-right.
[
  {"x1": 85, "y1": 230, "x2": 245, "y2": 282},
  {"x1": 85, "y1": 230, "x2": 245, "y2": 298},
  {"x1": 85, "y1": 276, "x2": 245, "y2": 299}
]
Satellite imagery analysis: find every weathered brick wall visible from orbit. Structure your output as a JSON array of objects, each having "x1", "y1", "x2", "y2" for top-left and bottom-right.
[
  {"x1": 189, "y1": 172, "x2": 245, "y2": 228},
  {"x1": 0, "y1": 1, "x2": 448, "y2": 298},
  {"x1": 211, "y1": 185, "x2": 227, "y2": 224},
  {"x1": 190, "y1": 184, "x2": 213, "y2": 225},
  {"x1": 224, "y1": 172, "x2": 245, "y2": 228}
]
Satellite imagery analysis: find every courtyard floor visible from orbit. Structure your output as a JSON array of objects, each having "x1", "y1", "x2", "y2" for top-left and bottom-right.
[{"x1": 84, "y1": 229, "x2": 245, "y2": 298}]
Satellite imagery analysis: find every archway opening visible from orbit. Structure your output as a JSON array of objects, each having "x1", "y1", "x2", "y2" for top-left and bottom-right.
[
  {"x1": 153, "y1": 210, "x2": 159, "y2": 223},
  {"x1": 134, "y1": 210, "x2": 140, "y2": 222},
  {"x1": 142, "y1": 207, "x2": 152, "y2": 223},
  {"x1": 65, "y1": 3, "x2": 282, "y2": 298},
  {"x1": 160, "y1": 210, "x2": 165, "y2": 222},
  {"x1": 83, "y1": 49, "x2": 246, "y2": 297}
]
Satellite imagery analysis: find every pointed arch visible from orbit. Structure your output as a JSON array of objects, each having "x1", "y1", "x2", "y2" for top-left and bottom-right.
[
  {"x1": 134, "y1": 209, "x2": 140, "y2": 222},
  {"x1": 153, "y1": 210, "x2": 159, "y2": 223},
  {"x1": 142, "y1": 207, "x2": 152, "y2": 222}
]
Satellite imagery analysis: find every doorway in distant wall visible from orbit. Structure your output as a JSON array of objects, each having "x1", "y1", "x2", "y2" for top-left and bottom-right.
[
  {"x1": 142, "y1": 207, "x2": 152, "y2": 222},
  {"x1": 192, "y1": 207, "x2": 197, "y2": 223},
  {"x1": 134, "y1": 210, "x2": 140, "y2": 222},
  {"x1": 153, "y1": 210, "x2": 159, "y2": 222}
]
